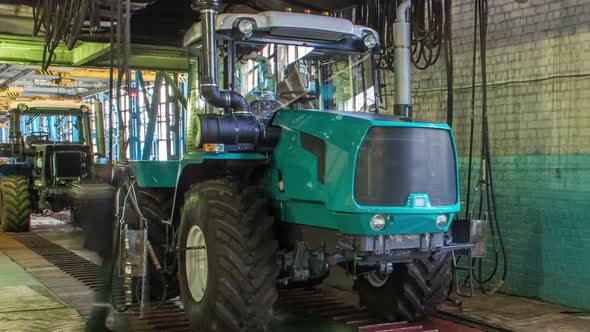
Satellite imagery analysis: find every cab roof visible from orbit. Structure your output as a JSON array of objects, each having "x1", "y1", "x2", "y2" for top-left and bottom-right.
[
  {"x1": 184, "y1": 11, "x2": 379, "y2": 49},
  {"x1": 6, "y1": 100, "x2": 90, "y2": 115}
]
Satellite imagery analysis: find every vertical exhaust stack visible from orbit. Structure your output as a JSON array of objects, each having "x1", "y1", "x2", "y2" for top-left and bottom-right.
[
  {"x1": 394, "y1": 1, "x2": 412, "y2": 118},
  {"x1": 193, "y1": 0, "x2": 249, "y2": 113}
]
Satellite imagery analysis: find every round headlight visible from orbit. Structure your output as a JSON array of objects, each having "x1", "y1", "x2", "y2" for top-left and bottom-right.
[
  {"x1": 34, "y1": 179, "x2": 43, "y2": 187},
  {"x1": 363, "y1": 33, "x2": 378, "y2": 49},
  {"x1": 237, "y1": 19, "x2": 254, "y2": 36},
  {"x1": 80, "y1": 105, "x2": 90, "y2": 112},
  {"x1": 370, "y1": 214, "x2": 387, "y2": 231},
  {"x1": 17, "y1": 103, "x2": 28, "y2": 112},
  {"x1": 436, "y1": 214, "x2": 449, "y2": 228}
]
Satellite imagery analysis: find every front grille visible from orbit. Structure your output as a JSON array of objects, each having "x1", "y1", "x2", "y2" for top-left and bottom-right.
[
  {"x1": 52, "y1": 151, "x2": 83, "y2": 178},
  {"x1": 354, "y1": 126, "x2": 457, "y2": 207}
]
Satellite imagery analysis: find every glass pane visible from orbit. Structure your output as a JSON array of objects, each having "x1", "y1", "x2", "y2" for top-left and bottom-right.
[
  {"x1": 20, "y1": 114, "x2": 86, "y2": 143},
  {"x1": 355, "y1": 127, "x2": 457, "y2": 207},
  {"x1": 235, "y1": 42, "x2": 376, "y2": 113}
]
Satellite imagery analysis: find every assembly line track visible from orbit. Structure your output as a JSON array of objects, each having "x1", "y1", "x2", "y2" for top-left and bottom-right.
[{"x1": 6, "y1": 232, "x2": 487, "y2": 332}]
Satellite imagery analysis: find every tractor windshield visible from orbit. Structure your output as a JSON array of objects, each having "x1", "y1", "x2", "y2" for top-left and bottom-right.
[
  {"x1": 13, "y1": 112, "x2": 88, "y2": 144},
  {"x1": 234, "y1": 42, "x2": 377, "y2": 113}
]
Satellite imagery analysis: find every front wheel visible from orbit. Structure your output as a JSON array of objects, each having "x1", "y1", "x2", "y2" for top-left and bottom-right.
[
  {"x1": 357, "y1": 251, "x2": 452, "y2": 321},
  {"x1": 178, "y1": 179, "x2": 279, "y2": 332},
  {"x1": 0, "y1": 176, "x2": 31, "y2": 232}
]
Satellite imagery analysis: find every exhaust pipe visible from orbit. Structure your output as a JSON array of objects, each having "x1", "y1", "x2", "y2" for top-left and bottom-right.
[
  {"x1": 194, "y1": 0, "x2": 249, "y2": 113},
  {"x1": 394, "y1": 0, "x2": 412, "y2": 118}
]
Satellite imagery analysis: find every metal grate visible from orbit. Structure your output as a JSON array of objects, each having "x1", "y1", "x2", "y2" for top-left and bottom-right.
[
  {"x1": 8, "y1": 233, "x2": 482, "y2": 332},
  {"x1": 9, "y1": 233, "x2": 189, "y2": 332}
]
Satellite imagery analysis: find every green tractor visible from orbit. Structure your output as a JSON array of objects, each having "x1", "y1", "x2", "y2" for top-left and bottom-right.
[
  {"x1": 0, "y1": 99, "x2": 107, "y2": 232},
  {"x1": 120, "y1": 0, "x2": 474, "y2": 330}
]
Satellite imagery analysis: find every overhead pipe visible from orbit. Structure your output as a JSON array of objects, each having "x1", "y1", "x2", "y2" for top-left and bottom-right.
[
  {"x1": 393, "y1": 0, "x2": 412, "y2": 118},
  {"x1": 193, "y1": 0, "x2": 249, "y2": 114}
]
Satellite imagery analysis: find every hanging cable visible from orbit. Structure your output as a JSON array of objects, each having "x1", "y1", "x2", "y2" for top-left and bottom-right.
[
  {"x1": 333, "y1": 1, "x2": 449, "y2": 72},
  {"x1": 333, "y1": 0, "x2": 453, "y2": 121},
  {"x1": 464, "y1": 0, "x2": 508, "y2": 294},
  {"x1": 108, "y1": 0, "x2": 115, "y2": 162},
  {"x1": 32, "y1": 0, "x2": 102, "y2": 70},
  {"x1": 410, "y1": 0, "x2": 444, "y2": 70},
  {"x1": 443, "y1": 0, "x2": 453, "y2": 126},
  {"x1": 112, "y1": 0, "x2": 132, "y2": 162}
]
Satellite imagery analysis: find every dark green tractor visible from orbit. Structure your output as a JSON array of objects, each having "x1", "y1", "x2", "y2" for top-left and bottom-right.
[
  {"x1": 0, "y1": 100, "x2": 107, "y2": 232},
  {"x1": 120, "y1": 1, "x2": 474, "y2": 330}
]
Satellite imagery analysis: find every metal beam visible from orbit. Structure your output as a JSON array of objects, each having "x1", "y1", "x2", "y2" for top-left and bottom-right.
[
  {"x1": 72, "y1": 42, "x2": 111, "y2": 66},
  {"x1": 1, "y1": 68, "x2": 33, "y2": 86},
  {"x1": 0, "y1": 34, "x2": 72, "y2": 65},
  {"x1": 33, "y1": 68, "x2": 158, "y2": 82},
  {"x1": 0, "y1": 64, "x2": 11, "y2": 75},
  {"x1": 0, "y1": 34, "x2": 190, "y2": 71},
  {"x1": 162, "y1": 72, "x2": 187, "y2": 109},
  {"x1": 91, "y1": 45, "x2": 191, "y2": 72},
  {"x1": 142, "y1": 72, "x2": 165, "y2": 160},
  {"x1": 0, "y1": 86, "x2": 23, "y2": 97}
]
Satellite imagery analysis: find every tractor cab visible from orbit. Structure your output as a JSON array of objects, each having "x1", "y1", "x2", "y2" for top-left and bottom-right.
[
  {"x1": 184, "y1": 11, "x2": 380, "y2": 116},
  {"x1": 2, "y1": 100, "x2": 92, "y2": 148}
]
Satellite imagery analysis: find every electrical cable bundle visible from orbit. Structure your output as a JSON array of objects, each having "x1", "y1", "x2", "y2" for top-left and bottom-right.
[
  {"x1": 333, "y1": 1, "x2": 454, "y2": 124},
  {"x1": 32, "y1": 0, "x2": 102, "y2": 70},
  {"x1": 334, "y1": 0, "x2": 450, "y2": 72},
  {"x1": 111, "y1": 0, "x2": 132, "y2": 162},
  {"x1": 442, "y1": 0, "x2": 453, "y2": 126},
  {"x1": 410, "y1": 0, "x2": 444, "y2": 70},
  {"x1": 464, "y1": 0, "x2": 508, "y2": 295}
]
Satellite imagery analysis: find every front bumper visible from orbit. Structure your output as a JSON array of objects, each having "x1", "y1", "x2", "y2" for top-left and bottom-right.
[{"x1": 356, "y1": 233, "x2": 445, "y2": 255}]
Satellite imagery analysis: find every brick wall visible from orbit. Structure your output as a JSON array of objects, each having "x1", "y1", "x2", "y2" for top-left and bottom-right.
[{"x1": 382, "y1": 0, "x2": 590, "y2": 308}]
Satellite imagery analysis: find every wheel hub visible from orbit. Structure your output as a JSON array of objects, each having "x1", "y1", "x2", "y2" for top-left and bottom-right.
[{"x1": 185, "y1": 225, "x2": 208, "y2": 302}]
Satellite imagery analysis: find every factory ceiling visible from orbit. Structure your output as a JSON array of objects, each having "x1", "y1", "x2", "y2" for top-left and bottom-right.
[{"x1": 0, "y1": 0, "x2": 363, "y2": 100}]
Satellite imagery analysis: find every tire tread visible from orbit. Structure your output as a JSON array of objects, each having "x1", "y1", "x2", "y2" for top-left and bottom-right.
[
  {"x1": 181, "y1": 178, "x2": 278, "y2": 332},
  {"x1": 1, "y1": 176, "x2": 31, "y2": 232}
]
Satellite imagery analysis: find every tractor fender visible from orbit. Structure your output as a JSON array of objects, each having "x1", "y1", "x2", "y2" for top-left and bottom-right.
[{"x1": 170, "y1": 157, "x2": 268, "y2": 226}]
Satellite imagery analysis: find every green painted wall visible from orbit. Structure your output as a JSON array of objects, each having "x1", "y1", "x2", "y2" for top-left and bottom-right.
[
  {"x1": 458, "y1": 155, "x2": 590, "y2": 309},
  {"x1": 379, "y1": 1, "x2": 590, "y2": 309}
]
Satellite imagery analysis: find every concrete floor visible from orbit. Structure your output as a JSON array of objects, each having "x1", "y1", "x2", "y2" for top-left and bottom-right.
[
  {"x1": 439, "y1": 292, "x2": 590, "y2": 332},
  {"x1": 1, "y1": 215, "x2": 589, "y2": 332},
  {"x1": 0, "y1": 230, "x2": 86, "y2": 331}
]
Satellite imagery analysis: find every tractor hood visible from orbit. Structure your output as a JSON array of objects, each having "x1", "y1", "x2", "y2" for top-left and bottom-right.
[{"x1": 269, "y1": 109, "x2": 460, "y2": 221}]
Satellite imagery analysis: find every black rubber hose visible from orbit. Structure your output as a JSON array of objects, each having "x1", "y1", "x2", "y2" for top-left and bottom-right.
[
  {"x1": 464, "y1": 0, "x2": 478, "y2": 221},
  {"x1": 443, "y1": 0, "x2": 453, "y2": 127},
  {"x1": 200, "y1": 77, "x2": 250, "y2": 113},
  {"x1": 479, "y1": 0, "x2": 508, "y2": 288},
  {"x1": 469, "y1": 0, "x2": 508, "y2": 291}
]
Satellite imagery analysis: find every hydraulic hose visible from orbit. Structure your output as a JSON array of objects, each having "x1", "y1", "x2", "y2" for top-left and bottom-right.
[
  {"x1": 464, "y1": 0, "x2": 508, "y2": 294},
  {"x1": 200, "y1": 77, "x2": 250, "y2": 113}
]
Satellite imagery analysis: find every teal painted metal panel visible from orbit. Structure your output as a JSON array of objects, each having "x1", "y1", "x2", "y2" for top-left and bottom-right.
[
  {"x1": 128, "y1": 160, "x2": 180, "y2": 187},
  {"x1": 267, "y1": 109, "x2": 461, "y2": 235},
  {"x1": 458, "y1": 154, "x2": 590, "y2": 309},
  {"x1": 181, "y1": 152, "x2": 268, "y2": 163},
  {"x1": 130, "y1": 152, "x2": 268, "y2": 187},
  {"x1": 277, "y1": 200, "x2": 456, "y2": 236}
]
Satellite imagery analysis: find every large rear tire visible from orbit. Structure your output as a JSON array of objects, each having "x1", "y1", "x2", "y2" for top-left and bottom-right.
[
  {"x1": 178, "y1": 179, "x2": 278, "y2": 332},
  {"x1": 357, "y1": 251, "x2": 452, "y2": 321},
  {"x1": 0, "y1": 176, "x2": 31, "y2": 232}
]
